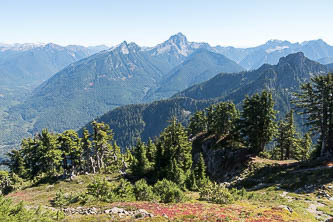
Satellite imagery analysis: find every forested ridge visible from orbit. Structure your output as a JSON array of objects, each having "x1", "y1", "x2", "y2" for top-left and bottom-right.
[{"x1": 81, "y1": 52, "x2": 330, "y2": 149}]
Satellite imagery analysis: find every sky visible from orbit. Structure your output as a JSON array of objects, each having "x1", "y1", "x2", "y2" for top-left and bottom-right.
[{"x1": 1, "y1": 0, "x2": 333, "y2": 47}]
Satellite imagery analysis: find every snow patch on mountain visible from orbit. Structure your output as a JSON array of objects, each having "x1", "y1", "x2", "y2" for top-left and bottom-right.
[
  {"x1": 121, "y1": 44, "x2": 129, "y2": 54},
  {"x1": 0, "y1": 43, "x2": 46, "y2": 51},
  {"x1": 266, "y1": 46, "x2": 290, "y2": 53}
]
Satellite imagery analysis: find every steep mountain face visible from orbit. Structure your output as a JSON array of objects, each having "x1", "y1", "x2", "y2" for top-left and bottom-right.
[
  {"x1": 174, "y1": 70, "x2": 258, "y2": 100},
  {"x1": 146, "y1": 49, "x2": 244, "y2": 100},
  {"x1": 0, "y1": 43, "x2": 106, "y2": 88},
  {"x1": 87, "y1": 53, "x2": 330, "y2": 148},
  {"x1": 225, "y1": 52, "x2": 329, "y2": 105},
  {"x1": 142, "y1": 32, "x2": 212, "y2": 74},
  {"x1": 215, "y1": 39, "x2": 333, "y2": 70},
  {"x1": 13, "y1": 41, "x2": 164, "y2": 133},
  {"x1": 178, "y1": 52, "x2": 329, "y2": 102}
]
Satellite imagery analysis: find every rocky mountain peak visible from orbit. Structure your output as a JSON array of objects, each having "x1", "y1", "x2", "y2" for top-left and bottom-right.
[
  {"x1": 168, "y1": 32, "x2": 188, "y2": 44},
  {"x1": 277, "y1": 52, "x2": 306, "y2": 66}
]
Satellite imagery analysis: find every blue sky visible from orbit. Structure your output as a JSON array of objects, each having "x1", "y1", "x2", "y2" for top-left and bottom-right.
[{"x1": 1, "y1": 0, "x2": 332, "y2": 47}]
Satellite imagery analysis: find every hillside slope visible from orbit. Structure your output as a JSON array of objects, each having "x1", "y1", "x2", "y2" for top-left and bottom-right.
[{"x1": 148, "y1": 49, "x2": 244, "y2": 100}]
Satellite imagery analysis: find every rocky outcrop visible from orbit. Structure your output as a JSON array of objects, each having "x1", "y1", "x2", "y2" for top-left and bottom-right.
[
  {"x1": 61, "y1": 206, "x2": 154, "y2": 219},
  {"x1": 192, "y1": 134, "x2": 251, "y2": 182}
]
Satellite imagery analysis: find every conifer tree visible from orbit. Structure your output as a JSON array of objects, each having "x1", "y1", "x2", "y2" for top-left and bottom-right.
[
  {"x1": 188, "y1": 170, "x2": 198, "y2": 191},
  {"x1": 206, "y1": 105, "x2": 216, "y2": 134},
  {"x1": 38, "y1": 129, "x2": 63, "y2": 176},
  {"x1": 124, "y1": 148, "x2": 134, "y2": 169},
  {"x1": 240, "y1": 91, "x2": 277, "y2": 154},
  {"x1": 107, "y1": 141, "x2": 123, "y2": 172},
  {"x1": 293, "y1": 73, "x2": 333, "y2": 157},
  {"x1": 299, "y1": 132, "x2": 312, "y2": 161},
  {"x1": 58, "y1": 130, "x2": 82, "y2": 175},
  {"x1": 195, "y1": 153, "x2": 207, "y2": 184},
  {"x1": 91, "y1": 121, "x2": 114, "y2": 172},
  {"x1": 146, "y1": 139, "x2": 157, "y2": 164},
  {"x1": 275, "y1": 110, "x2": 301, "y2": 160},
  {"x1": 7, "y1": 150, "x2": 25, "y2": 177},
  {"x1": 81, "y1": 129, "x2": 93, "y2": 172},
  {"x1": 211, "y1": 102, "x2": 239, "y2": 136},
  {"x1": 155, "y1": 118, "x2": 192, "y2": 187},
  {"x1": 131, "y1": 140, "x2": 152, "y2": 178},
  {"x1": 188, "y1": 111, "x2": 207, "y2": 136},
  {"x1": 19, "y1": 138, "x2": 41, "y2": 178}
]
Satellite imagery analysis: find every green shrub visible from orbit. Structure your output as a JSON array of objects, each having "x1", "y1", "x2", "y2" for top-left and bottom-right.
[
  {"x1": 134, "y1": 179, "x2": 159, "y2": 201},
  {"x1": 0, "y1": 196, "x2": 64, "y2": 221},
  {"x1": 153, "y1": 179, "x2": 185, "y2": 203},
  {"x1": 113, "y1": 178, "x2": 135, "y2": 201},
  {"x1": 51, "y1": 189, "x2": 80, "y2": 207},
  {"x1": 0, "y1": 171, "x2": 14, "y2": 195},
  {"x1": 199, "y1": 181, "x2": 234, "y2": 204},
  {"x1": 230, "y1": 187, "x2": 249, "y2": 201},
  {"x1": 87, "y1": 178, "x2": 112, "y2": 199},
  {"x1": 87, "y1": 177, "x2": 135, "y2": 202}
]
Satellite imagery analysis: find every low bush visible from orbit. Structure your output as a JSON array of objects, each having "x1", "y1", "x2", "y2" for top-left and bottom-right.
[
  {"x1": 134, "y1": 179, "x2": 159, "y2": 201},
  {"x1": 199, "y1": 181, "x2": 234, "y2": 204},
  {"x1": 0, "y1": 196, "x2": 64, "y2": 221},
  {"x1": 153, "y1": 179, "x2": 185, "y2": 203},
  {"x1": 87, "y1": 178, "x2": 135, "y2": 202},
  {"x1": 51, "y1": 189, "x2": 80, "y2": 207},
  {"x1": 0, "y1": 171, "x2": 13, "y2": 195}
]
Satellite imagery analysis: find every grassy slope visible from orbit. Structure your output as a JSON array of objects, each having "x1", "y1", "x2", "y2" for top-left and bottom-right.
[{"x1": 5, "y1": 159, "x2": 333, "y2": 221}]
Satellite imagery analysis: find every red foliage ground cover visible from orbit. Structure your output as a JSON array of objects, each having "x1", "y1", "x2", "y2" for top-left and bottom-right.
[{"x1": 113, "y1": 202, "x2": 290, "y2": 221}]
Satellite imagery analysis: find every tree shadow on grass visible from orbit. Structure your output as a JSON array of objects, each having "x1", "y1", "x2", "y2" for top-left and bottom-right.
[{"x1": 235, "y1": 159, "x2": 333, "y2": 194}]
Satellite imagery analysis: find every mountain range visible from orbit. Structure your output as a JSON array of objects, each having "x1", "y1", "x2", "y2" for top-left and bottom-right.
[
  {"x1": 0, "y1": 43, "x2": 108, "y2": 88},
  {"x1": 1, "y1": 33, "x2": 333, "y2": 157},
  {"x1": 215, "y1": 39, "x2": 333, "y2": 69},
  {"x1": 82, "y1": 52, "x2": 330, "y2": 148},
  {"x1": 8, "y1": 34, "x2": 244, "y2": 136}
]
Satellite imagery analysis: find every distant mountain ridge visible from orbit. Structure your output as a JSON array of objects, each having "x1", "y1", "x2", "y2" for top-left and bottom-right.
[
  {"x1": 10, "y1": 35, "x2": 244, "y2": 136},
  {"x1": 1, "y1": 35, "x2": 333, "y2": 89},
  {"x1": 0, "y1": 43, "x2": 108, "y2": 88},
  {"x1": 214, "y1": 39, "x2": 333, "y2": 69},
  {"x1": 84, "y1": 52, "x2": 331, "y2": 148}
]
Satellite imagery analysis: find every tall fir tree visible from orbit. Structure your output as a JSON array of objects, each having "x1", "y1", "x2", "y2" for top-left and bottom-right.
[
  {"x1": 299, "y1": 132, "x2": 312, "y2": 161},
  {"x1": 131, "y1": 140, "x2": 152, "y2": 178},
  {"x1": 293, "y1": 73, "x2": 333, "y2": 157},
  {"x1": 188, "y1": 111, "x2": 207, "y2": 136},
  {"x1": 155, "y1": 118, "x2": 192, "y2": 187},
  {"x1": 194, "y1": 153, "x2": 208, "y2": 187},
  {"x1": 38, "y1": 129, "x2": 63, "y2": 176},
  {"x1": 6, "y1": 150, "x2": 25, "y2": 178},
  {"x1": 81, "y1": 129, "x2": 93, "y2": 172},
  {"x1": 274, "y1": 110, "x2": 301, "y2": 160},
  {"x1": 91, "y1": 121, "x2": 114, "y2": 173},
  {"x1": 210, "y1": 101, "x2": 239, "y2": 137},
  {"x1": 240, "y1": 91, "x2": 277, "y2": 154},
  {"x1": 58, "y1": 130, "x2": 82, "y2": 175}
]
